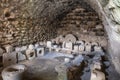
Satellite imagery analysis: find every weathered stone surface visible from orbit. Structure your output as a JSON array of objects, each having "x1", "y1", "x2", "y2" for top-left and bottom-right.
[
  {"x1": 0, "y1": 0, "x2": 107, "y2": 56},
  {"x1": 91, "y1": 61, "x2": 101, "y2": 70},
  {"x1": 55, "y1": 35, "x2": 64, "y2": 44},
  {"x1": 47, "y1": 41, "x2": 52, "y2": 48},
  {"x1": 91, "y1": 42, "x2": 98, "y2": 46},
  {"x1": 64, "y1": 58, "x2": 70, "y2": 63},
  {"x1": 2, "y1": 64, "x2": 26, "y2": 80},
  {"x1": 90, "y1": 70, "x2": 105, "y2": 80},
  {"x1": 55, "y1": 64, "x2": 67, "y2": 80},
  {"x1": 0, "y1": 0, "x2": 92, "y2": 47},
  {"x1": 64, "y1": 34, "x2": 77, "y2": 43},
  {"x1": 36, "y1": 47, "x2": 45, "y2": 57},
  {"x1": 28, "y1": 44, "x2": 34, "y2": 50},
  {"x1": 107, "y1": 0, "x2": 120, "y2": 24},
  {"x1": 83, "y1": 0, "x2": 120, "y2": 77},
  {"x1": 22, "y1": 59, "x2": 64, "y2": 80},
  {"x1": 79, "y1": 45, "x2": 85, "y2": 52},
  {"x1": 15, "y1": 47, "x2": 21, "y2": 52},
  {"x1": 73, "y1": 45, "x2": 79, "y2": 51},
  {"x1": 85, "y1": 42, "x2": 91, "y2": 52},
  {"x1": 76, "y1": 41, "x2": 84, "y2": 45},
  {"x1": 72, "y1": 55, "x2": 84, "y2": 66},
  {"x1": 104, "y1": 61, "x2": 110, "y2": 68},
  {"x1": 17, "y1": 52, "x2": 26, "y2": 62},
  {"x1": 34, "y1": 43, "x2": 39, "y2": 49},
  {"x1": 21, "y1": 46, "x2": 28, "y2": 51},
  {"x1": 4, "y1": 45, "x2": 13, "y2": 53},
  {"x1": 3, "y1": 52, "x2": 17, "y2": 67},
  {"x1": 0, "y1": 0, "x2": 120, "y2": 79},
  {"x1": 25, "y1": 49, "x2": 36, "y2": 60},
  {"x1": 0, "y1": 48, "x2": 4, "y2": 56},
  {"x1": 65, "y1": 42, "x2": 73, "y2": 50},
  {"x1": 62, "y1": 41, "x2": 66, "y2": 48},
  {"x1": 94, "y1": 46, "x2": 102, "y2": 52}
]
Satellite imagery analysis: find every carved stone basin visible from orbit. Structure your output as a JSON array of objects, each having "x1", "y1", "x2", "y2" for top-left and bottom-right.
[{"x1": 2, "y1": 64, "x2": 26, "y2": 80}]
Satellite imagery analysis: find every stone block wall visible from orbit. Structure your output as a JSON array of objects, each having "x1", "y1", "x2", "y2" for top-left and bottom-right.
[
  {"x1": 0, "y1": 0, "x2": 59, "y2": 46},
  {"x1": 0, "y1": 0, "x2": 107, "y2": 49},
  {"x1": 57, "y1": 5, "x2": 107, "y2": 49},
  {"x1": 0, "y1": 0, "x2": 84, "y2": 47}
]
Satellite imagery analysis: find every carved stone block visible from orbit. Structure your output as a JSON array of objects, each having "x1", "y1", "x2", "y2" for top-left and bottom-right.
[
  {"x1": 79, "y1": 45, "x2": 84, "y2": 52},
  {"x1": 25, "y1": 49, "x2": 36, "y2": 60},
  {"x1": 17, "y1": 52, "x2": 26, "y2": 62},
  {"x1": 85, "y1": 42, "x2": 91, "y2": 52},
  {"x1": 76, "y1": 41, "x2": 84, "y2": 45},
  {"x1": 65, "y1": 42, "x2": 73, "y2": 50},
  {"x1": 94, "y1": 46, "x2": 102, "y2": 52},
  {"x1": 90, "y1": 70, "x2": 105, "y2": 80},
  {"x1": 21, "y1": 46, "x2": 28, "y2": 51},
  {"x1": 5, "y1": 45, "x2": 13, "y2": 53},
  {"x1": 3, "y1": 52, "x2": 17, "y2": 67},
  {"x1": 34, "y1": 43, "x2": 40, "y2": 49},
  {"x1": 36, "y1": 47, "x2": 45, "y2": 57},
  {"x1": 47, "y1": 41, "x2": 52, "y2": 48},
  {"x1": 64, "y1": 34, "x2": 77, "y2": 43},
  {"x1": 15, "y1": 47, "x2": 21, "y2": 52},
  {"x1": 74, "y1": 45, "x2": 79, "y2": 51}
]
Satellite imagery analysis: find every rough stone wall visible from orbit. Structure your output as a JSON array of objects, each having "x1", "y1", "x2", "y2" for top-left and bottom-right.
[
  {"x1": 0, "y1": 0, "x2": 108, "y2": 53},
  {"x1": 0, "y1": 0, "x2": 108, "y2": 50},
  {"x1": 0, "y1": 0, "x2": 107, "y2": 47},
  {"x1": 0, "y1": 0, "x2": 78, "y2": 46},
  {"x1": 1, "y1": 0, "x2": 99, "y2": 47},
  {"x1": 0, "y1": 0, "x2": 58, "y2": 46},
  {"x1": 57, "y1": 5, "x2": 107, "y2": 49}
]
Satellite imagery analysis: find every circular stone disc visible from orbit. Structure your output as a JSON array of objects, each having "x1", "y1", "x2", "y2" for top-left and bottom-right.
[{"x1": 64, "y1": 34, "x2": 77, "y2": 43}]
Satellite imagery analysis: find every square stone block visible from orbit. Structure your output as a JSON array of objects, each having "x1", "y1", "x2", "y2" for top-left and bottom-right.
[
  {"x1": 79, "y1": 45, "x2": 84, "y2": 52},
  {"x1": 47, "y1": 41, "x2": 52, "y2": 48},
  {"x1": 90, "y1": 70, "x2": 105, "y2": 80},
  {"x1": 74, "y1": 45, "x2": 79, "y2": 51},
  {"x1": 85, "y1": 45, "x2": 91, "y2": 52},
  {"x1": 5, "y1": 45, "x2": 13, "y2": 53},
  {"x1": 94, "y1": 46, "x2": 102, "y2": 52},
  {"x1": 65, "y1": 42, "x2": 73, "y2": 50},
  {"x1": 3, "y1": 52, "x2": 17, "y2": 67},
  {"x1": 17, "y1": 51, "x2": 26, "y2": 62},
  {"x1": 25, "y1": 49, "x2": 36, "y2": 60},
  {"x1": 36, "y1": 47, "x2": 45, "y2": 57},
  {"x1": 21, "y1": 46, "x2": 28, "y2": 51},
  {"x1": 34, "y1": 43, "x2": 40, "y2": 49},
  {"x1": 15, "y1": 47, "x2": 21, "y2": 52}
]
